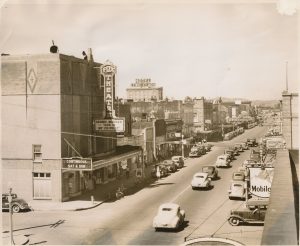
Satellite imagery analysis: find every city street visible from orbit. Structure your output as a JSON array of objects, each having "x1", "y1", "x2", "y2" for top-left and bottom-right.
[{"x1": 2, "y1": 126, "x2": 268, "y2": 245}]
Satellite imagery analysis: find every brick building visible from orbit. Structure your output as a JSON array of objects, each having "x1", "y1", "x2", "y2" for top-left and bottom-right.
[
  {"x1": 126, "y1": 78, "x2": 163, "y2": 102},
  {"x1": 1, "y1": 50, "x2": 143, "y2": 202}
]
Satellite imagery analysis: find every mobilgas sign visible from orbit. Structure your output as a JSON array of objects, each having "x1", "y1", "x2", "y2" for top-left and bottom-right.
[
  {"x1": 62, "y1": 158, "x2": 92, "y2": 171},
  {"x1": 249, "y1": 167, "x2": 274, "y2": 198}
]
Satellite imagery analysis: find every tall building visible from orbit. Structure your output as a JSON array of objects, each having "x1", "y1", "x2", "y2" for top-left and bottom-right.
[
  {"x1": 282, "y1": 91, "x2": 298, "y2": 149},
  {"x1": 193, "y1": 97, "x2": 213, "y2": 133},
  {"x1": 126, "y1": 78, "x2": 163, "y2": 102},
  {"x1": 1, "y1": 50, "x2": 143, "y2": 202}
]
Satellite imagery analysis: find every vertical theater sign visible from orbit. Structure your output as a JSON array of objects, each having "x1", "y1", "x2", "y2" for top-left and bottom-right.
[{"x1": 100, "y1": 60, "x2": 117, "y2": 119}]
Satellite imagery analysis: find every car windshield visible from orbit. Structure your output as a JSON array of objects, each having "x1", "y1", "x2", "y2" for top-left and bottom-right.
[
  {"x1": 162, "y1": 208, "x2": 172, "y2": 211},
  {"x1": 233, "y1": 184, "x2": 242, "y2": 187},
  {"x1": 218, "y1": 157, "x2": 224, "y2": 160},
  {"x1": 235, "y1": 174, "x2": 242, "y2": 177},
  {"x1": 196, "y1": 175, "x2": 205, "y2": 178}
]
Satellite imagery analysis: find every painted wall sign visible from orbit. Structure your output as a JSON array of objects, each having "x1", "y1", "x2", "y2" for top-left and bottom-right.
[{"x1": 249, "y1": 167, "x2": 274, "y2": 198}]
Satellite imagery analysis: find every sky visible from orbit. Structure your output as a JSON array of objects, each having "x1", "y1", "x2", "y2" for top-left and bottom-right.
[{"x1": 1, "y1": 0, "x2": 299, "y2": 101}]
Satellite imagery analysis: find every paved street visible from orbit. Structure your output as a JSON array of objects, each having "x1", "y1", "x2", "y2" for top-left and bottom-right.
[{"x1": 2, "y1": 126, "x2": 268, "y2": 245}]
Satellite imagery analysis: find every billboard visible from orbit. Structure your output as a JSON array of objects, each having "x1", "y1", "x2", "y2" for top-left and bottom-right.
[
  {"x1": 249, "y1": 167, "x2": 274, "y2": 198},
  {"x1": 94, "y1": 118, "x2": 125, "y2": 132}
]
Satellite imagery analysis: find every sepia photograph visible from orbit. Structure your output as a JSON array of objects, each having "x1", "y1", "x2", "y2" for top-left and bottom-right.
[{"x1": 1, "y1": 0, "x2": 299, "y2": 245}]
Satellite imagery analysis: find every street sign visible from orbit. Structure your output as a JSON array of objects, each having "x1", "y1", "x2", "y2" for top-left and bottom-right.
[{"x1": 62, "y1": 158, "x2": 92, "y2": 171}]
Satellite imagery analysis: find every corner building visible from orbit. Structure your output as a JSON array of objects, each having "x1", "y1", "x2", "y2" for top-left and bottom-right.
[{"x1": 1, "y1": 52, "x2": 139, "y2": 202}]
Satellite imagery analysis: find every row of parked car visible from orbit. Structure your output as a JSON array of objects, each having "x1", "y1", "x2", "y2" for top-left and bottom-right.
[
  {"x1": 227, "y1": 138, "x2": 270, "y2": 226},
  {"x1": 188, "y1": 142, "x2": 213, "y2": 158},
  {"x1": 151, "y1": 155, "x2": 185, "y2": 178}
]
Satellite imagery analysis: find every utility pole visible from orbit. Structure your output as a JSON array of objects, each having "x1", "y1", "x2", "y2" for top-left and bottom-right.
[
  {"x1": 8, "y1": 185, "x2": 14, "y2": 245},
  {"x1": 181, "y1": 133, "x2": 184, "y2": 158}
]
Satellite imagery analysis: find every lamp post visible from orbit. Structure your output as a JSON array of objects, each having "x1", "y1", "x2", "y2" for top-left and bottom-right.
[{"x1": 8, "y1": 184, "x2": 14, "y2": 245}]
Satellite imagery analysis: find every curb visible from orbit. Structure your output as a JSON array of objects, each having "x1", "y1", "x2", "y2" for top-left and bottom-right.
[{"x1": 74, "y1": 201, "x2": 106, "y2": 211}]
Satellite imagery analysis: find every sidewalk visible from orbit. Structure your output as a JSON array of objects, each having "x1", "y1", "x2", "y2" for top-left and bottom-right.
[{"x1": 29, "y1": 164, "x2": 156, "y2": 212}]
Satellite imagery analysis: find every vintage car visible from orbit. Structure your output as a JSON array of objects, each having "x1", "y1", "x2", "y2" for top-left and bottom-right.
[
  {"x1": 161, "y1": 160, "x2": 177, "y2": 173},
  {"x1": 229, "y1": 146, "x2": 239, "y2": 156},
  {"x1": 191, "y1": 172, "x2": 212, "y2": 189},
  {"x1": 234, "y1": 143, "x2": 244, "y2": 152},
  {"x1": 224, "y1": 149, "x2": 235, "y2": 161},
  {"x1": 201, "y1": 165, "x2": 219, "y2": 180},
  {"x1": 203, "y1": 143, "x2": 213, "y2": 152},
  {"x1": 228, "y1": 181, "x2": 246, "y2": 200},
  {"x1": 2, "y1": 193, "x2": 31, "y2": 213},
  {"x1": 153, "y1": 203, "x2": 185, "y2": 230},
  {"x1": 247, "y1": 138, "x2": 257, "y2": 147},
  {"x1": 232, "y1": 171, "x2": 245, "y2": 182},
  {"x1": 171, "y1": 156, "x2": 184, "y2": 168},
  {"x1": 151, "y1": 165, "x2": 168, "y2": 178},
  {"x1": 237, "y1": 166, "x2": 250, "y2": 178},
  {"x1": 228, "y1": 200, "x2": 268, "y2": 226},
  {"x1": 215, "y1": 155, "x2": 231, "y2": 168},
  {"x1": 240, "y1": 142, "x2": 249, "y2": 150},
  {"x1": 189, "y1": 150, "x2": 201, "y2": 158},
  {"x1": 242, "y1": 159, "x2": 258, "y2": 167}
]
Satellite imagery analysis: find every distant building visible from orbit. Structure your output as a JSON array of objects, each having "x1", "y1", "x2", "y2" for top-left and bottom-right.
[
  {"x1": 193, "y1": 97, "x2": 213, "y2": 133},
  {"x1": 282, "y1": 91, "x2": 298, "y2": 149},
  {"x1": 126, "y1": 78, "x2": 163, "y2": 102}
]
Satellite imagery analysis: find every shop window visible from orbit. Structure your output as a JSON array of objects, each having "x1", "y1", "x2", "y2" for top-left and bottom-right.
[
  {"x1": 33, "y1": 144, "x2": 42, "y2": 163},
  {"x1": 33, "y1": 172, "x2": 51, "y2": 178}
]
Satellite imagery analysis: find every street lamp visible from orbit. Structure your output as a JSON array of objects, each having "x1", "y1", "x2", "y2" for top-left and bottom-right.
[{"x1": 8, "y1": 183, "x2": 15, "y2": 245}]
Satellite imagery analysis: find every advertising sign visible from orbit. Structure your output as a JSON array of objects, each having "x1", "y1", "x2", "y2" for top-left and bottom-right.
[
  {"x1": 62, "y1": 158, "x2": 92, "y2": 171},
  {"x1": 94, "y1": 118, "x2": 125, "y2": 132},
  {"x1": 249, "y1": 167, "x2": 274, "y2": 198},
  {"x1": 100, "y1": 61, "x2": 117, "y2": 118}
]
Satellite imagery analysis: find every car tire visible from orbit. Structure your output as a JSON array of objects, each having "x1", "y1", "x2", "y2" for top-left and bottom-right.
[
  {"x1": 229, "y1": 217, "x2": 240, "y2": 226},
  {"x1": 191, "y1": 186, "x2": 196, "y2": 190},
  {"x1": 12, "y1": 204, "x2": 20, "y2": 213}
]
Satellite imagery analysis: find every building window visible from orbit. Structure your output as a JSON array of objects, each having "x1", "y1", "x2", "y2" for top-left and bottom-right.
[{"x1": 33, "y1": 144, "x2": 42, "y2": 163}]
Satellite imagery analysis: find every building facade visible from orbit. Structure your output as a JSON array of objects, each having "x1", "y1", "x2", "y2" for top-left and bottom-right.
[
  {"x1": 126, "y1": 78, "x2": 163, "y2": 102},
  {"x1": 282, "y1": 91, "x2": 298, "y2": 149},
  {"x1": 1, "y1": 51, "x2": 143, "y2": 202}
]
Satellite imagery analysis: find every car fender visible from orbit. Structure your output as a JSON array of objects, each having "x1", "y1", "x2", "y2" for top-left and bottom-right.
[{"x1": 228, "y1": 215, "x2": 246, "y2": 223}]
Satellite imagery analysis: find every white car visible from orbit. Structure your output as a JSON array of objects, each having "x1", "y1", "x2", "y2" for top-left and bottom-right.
[
  {"x1": 228, "y1": 180, "x2": 246, "y2": 200},
  {"x1": 215, "y1": 154, "x2": 231, "y2": 168},
  {"x1": 191, "y1": 172, "x2": 211, "y2": 189},
  {"x1": 153, "y1": 203, "x2": 185, "y2": 230}
]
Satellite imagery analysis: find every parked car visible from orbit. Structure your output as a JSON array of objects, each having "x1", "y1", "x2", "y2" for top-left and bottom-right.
[
  {"x1": 228, "y1": 200, "x2": 268, "y2": 226},
  {"x1": 215, "y1": 155, "x2": 231, "y2": 168},
  {"x1": 224, "y1": 149, "x2": 235, "y2": 161},
  {"x1": 247, "y1": 138, "x2": 257, "y2": 147},
  {"x1": 228, "y1": 181, "x2": 246, "y2": 200},
  {"x1": 153, "y1": 203, "x2": 185, "y2": 230},
  {"x1": 161, "y1": 160, "x2": 177, "y2": 173},
  {"x1": 189, "y1": 150, "x2": 201, "y2": 158},
  {"x1": 2, "y1": 193, "x2": 30, "y2": 213},
  {"x1": 191, "y1": 172, "x2": 212, "y2": 189},
  {"x1": 237, "y1": 166, "x2": 250, "y2": 178},
  {"x1": 203, "y1": 143, "x2": 213, "y2": 152},
  {"x1": 232, "y1": 171, "x2": 245, "y2": 182},
  {"x1": 151, "y1": 165, "x2": 168, "y2": 178},
  {"x1": 234, "y1": 143, "x2": 244, "y2": 152},
  {"x1": 242, "y1": 159, "x2": 258, "y2": 167},
  {"x1": 171, "y1": 156, "x2": 184, "y2": 168},
  {"x1": 229, "y1": 146, "x2": 239, "y2": 156},
  {"x1": 241, "y1": 142, "x2": 249, "y2": 150},
  {"x1": 201, "y1": 165, "x2": 219, "y2": 180}
]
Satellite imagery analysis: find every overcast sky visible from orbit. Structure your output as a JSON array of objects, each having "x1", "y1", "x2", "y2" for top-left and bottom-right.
[{"x1": 1, "y1": 0, "x2": 298, "y2": 100}]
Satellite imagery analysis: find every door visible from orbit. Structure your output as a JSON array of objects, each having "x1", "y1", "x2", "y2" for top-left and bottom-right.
[{"x1": 33, "y1": 172, "x2": 52, "y2": 199}]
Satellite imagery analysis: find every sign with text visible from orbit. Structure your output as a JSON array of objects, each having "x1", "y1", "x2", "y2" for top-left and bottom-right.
[
  {"x1": 249, "y1": 167, "x2": 274, "y2": 198},
  {"x1": 62, "y1": 158, "x2": 92, "y2": 171},
  {"x1": 94, "y1": 118, "x2": 125, "y2": 132}
]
